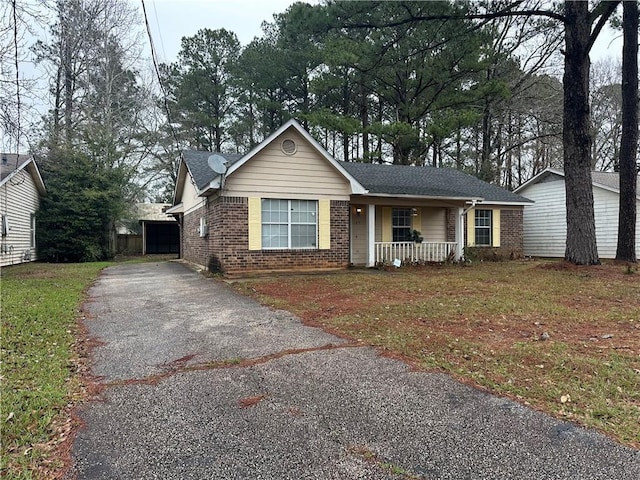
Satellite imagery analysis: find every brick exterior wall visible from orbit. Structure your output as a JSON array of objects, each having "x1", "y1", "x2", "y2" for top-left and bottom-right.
[
  {"x1": 500, "y1": 208, "x2": 523, "y2": 251},
  {"x1": 465, "y1": 207, "x2": 524, "y2": 260},
  {"x1": 201, "y1": 197, "x2": 350, "y2": 274},
  {"x1": 446, "y1": 208, "x2": 456, "y2": 243},
  {"x1": 445, "y1": 206, "x2": 524, "y2": 258},
  {"x1": 182, "y1": 206, "x2": 210, "y2": 268}
]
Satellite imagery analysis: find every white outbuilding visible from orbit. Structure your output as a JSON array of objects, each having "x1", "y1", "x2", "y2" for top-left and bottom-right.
[{"x1": 514, "y1": 168, "x2": 640, "y2": 259}]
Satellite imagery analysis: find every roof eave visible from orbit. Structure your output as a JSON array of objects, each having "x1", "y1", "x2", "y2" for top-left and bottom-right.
[
  {"x1": 165, "y1": 202, "x2": 183, "y2": 214},
  {"x1": 355, "y1": 192, "x2": 483, "y2": 202},
  {"x1": 172, "y1": 159, "x2": 187, "y2": 205},
  {"x1": 514, "y1": 167, "x2": 564, "y2": 193},
  {"x1": 26, "y1": 160, "x2": 46, "y2": 195},
  {"x1": 0, "y1": 156, "x2": 46, "y2": 195},
  {"x1": 470, "y1": 200, "x2": 534, "y2": 206}
]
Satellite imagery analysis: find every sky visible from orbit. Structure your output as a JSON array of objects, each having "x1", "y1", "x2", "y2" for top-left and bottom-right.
[
  {"x1": 144, "y1": 0, "x2": 311, "y2": 62},
  {"x1": 144, "y1": 0, "x2": 622, "y2": 63},
  {"x1": 6, "y1": 0, "x2": 624, "y2": 153}
]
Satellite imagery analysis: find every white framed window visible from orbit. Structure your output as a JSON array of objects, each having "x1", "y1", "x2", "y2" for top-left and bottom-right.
[
  {"x1": 392, "y1": 207, "x2": 412, "y2": 242},
  {"x1": 30, "y1": 214, "x2": 36, "y2": 248},
  {"x1": 475, "y1": 209, "x2": 492, "y2": 246},
  {"x1": 1, "y1": 214, "x2": 8, "y2": 236},
  {"x1": 261, "y1": 199, "x2": 317, "y2": 249}
]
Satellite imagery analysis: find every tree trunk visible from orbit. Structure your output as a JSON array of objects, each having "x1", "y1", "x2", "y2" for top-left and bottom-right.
[
  {"x1": 563, "y1": 1, "x2": 599, "y2": 265},
  {"x1": 63, "y1": 39, "x2": 74, "y2": 146},
  {"x1": 615, "y1": 0, "x2": 638, "y2": 262},
  {"x1": 360, "y1": 80, "x2": 369, "y2": 162},
  {"x1": 480, "y1": 95, "x2": 493, "y2": 183}
]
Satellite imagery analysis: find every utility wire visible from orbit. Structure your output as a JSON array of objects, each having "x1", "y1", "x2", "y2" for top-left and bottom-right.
[
  {"x1": 140, "y1": 0, "x2": 181, "y2": 158},
  {"x1": 12, "y1": 0, "x2": 21, "y2": 157}
]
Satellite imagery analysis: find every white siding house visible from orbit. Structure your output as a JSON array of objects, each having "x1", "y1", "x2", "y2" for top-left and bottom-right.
[
  {"x1": 0, "y1": 154, "x2": 46, "y2": 267},
  {"x1": 514, "y1": 168, "x2": 640, "y2": 259}
]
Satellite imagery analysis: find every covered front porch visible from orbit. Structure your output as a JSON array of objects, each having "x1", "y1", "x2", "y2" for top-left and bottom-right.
[{"x1": 349, "y1": 199, "x2": 469, "y2": 267}]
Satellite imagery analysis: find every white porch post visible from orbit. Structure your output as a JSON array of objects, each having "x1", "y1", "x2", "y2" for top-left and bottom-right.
[
  {"x1": 367, "y1": 203, "x2": 376, "y2": 267},
  {"x1": 456, "y1": 208, "x2": 464, "y2": 260},
  {"x1": 142, "y1": 221, "x2": 146, "y2": 255}
]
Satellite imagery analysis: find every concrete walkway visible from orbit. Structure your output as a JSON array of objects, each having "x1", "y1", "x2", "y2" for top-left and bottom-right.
[{"x1": 68, "y1": 261, "x2": 639, "y2": 479}]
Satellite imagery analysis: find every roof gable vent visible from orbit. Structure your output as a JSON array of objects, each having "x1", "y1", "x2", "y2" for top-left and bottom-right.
[{"x1": 281, "y1": 138, "x2": 297, "y2": 155}]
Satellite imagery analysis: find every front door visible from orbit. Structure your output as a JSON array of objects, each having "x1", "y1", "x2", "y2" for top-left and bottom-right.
[{"x1": 350, "y1": 205, "x2": 367, "y2": 266}]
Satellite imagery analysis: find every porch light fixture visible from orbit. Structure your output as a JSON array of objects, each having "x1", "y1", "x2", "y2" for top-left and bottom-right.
[
  {"x1": 355, "y1": 207, "x2": 363, "y2": 216},
  {"x1": 412, "y1": 208, "x2": 418, "y2": 216}
]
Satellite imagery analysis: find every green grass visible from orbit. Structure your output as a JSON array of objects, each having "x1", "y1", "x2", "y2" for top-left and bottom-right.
[{"x1": 1, "y1": 262, "x2": 109, "y2": 479}]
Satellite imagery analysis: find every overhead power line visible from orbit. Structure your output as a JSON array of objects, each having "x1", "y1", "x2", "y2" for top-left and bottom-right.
[
  {"x1": 12, "y1": 0, "x2": 21, "y2": 155},
  {"x1": 140, "y1": 0, "x2": 181, "y2": 156}
]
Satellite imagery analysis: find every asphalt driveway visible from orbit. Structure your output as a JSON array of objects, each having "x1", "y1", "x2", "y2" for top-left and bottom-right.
[{"x1": 68, "y1": 261, "x2": 640, "y2": 479}]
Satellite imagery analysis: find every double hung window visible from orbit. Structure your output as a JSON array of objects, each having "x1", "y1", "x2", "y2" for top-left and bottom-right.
[
  {"x1": 392, "y1": 207, "x2": 412, "y2": 242},
  {"x1": 261, "y1": 199, "x2": 318, "y2": 249},
  {"x1": 474, "y1": 209, "x2": 492, "y2": 246}
]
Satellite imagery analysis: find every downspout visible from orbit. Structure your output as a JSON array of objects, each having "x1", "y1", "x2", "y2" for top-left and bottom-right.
[
  {"x1": 462, "y1": 199, "x2": 478, "y2": 216},
  {"x1": 458, "y1": 200, "x2": 479, "y2": 260}
]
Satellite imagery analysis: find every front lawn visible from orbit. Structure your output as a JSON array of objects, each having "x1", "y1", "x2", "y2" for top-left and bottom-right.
[
  {"x1": 1, "y1": 262, "x2": 109, "y2": 479},
  {"x1": 234, "y1": 260, "x2": 640, "y2": 448}
]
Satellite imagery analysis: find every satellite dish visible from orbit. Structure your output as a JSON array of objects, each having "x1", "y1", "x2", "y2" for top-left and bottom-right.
[{"x1": 208, "y1": 154, "x2": 228, "y2": 174}]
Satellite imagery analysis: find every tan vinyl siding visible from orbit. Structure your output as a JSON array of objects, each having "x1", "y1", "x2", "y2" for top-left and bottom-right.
[
  {"x1": 181, "y1": 175, "x2": 205, "y2": 216},
  {"x1": 224, "y1": 129, "x2": 351, "y2": 200},
  {"x1": 420, "y1": 207, "x2": 446, "y2": 242},
  {"x1": 0, "y1": 169, "x2": 41, "y2": 266},
  {"x1": 412, "y1": 207, "x2": 422, "y2": 234},
  {"x1": 381, "y1": 207, "x2": 392, "y2": 242}
]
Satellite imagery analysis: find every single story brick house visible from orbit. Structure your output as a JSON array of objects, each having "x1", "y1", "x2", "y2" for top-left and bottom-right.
[{"x1": 168, "y1": 119, "x2": 532, "y2": 274}]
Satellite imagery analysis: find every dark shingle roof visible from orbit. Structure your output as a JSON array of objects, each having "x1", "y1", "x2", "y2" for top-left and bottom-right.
[
  {"x1": 1, "y1": 154, "x2": 30, "y2": 182},
  {"x1": 591, "y1": 171, "x2": 640, "y2": 191},
  {"x1": 182, "y1": 151, "x2": 243, "y2": 190},
  {"x1": 182, "y1": 149, "x2": 530, "y2": 203},
  {"x1": 339, "y1": 161, "x2": 532, "y2": 203}
]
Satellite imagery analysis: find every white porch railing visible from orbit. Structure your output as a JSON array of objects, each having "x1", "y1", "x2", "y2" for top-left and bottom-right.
[{"x1": 374, "y1": 241, "x2": 458, "y2": 264}]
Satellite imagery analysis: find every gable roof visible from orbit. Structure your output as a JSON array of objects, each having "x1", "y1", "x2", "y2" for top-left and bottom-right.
[
  {"x1": 217, "y1": 119, "x2": 366, "y2": 195},
  {"x1": 0, "y1": 153, "x2": 46, "y2": 195},
  {"x1": 515, "y1": 167, "x2": 640, "y2": 200},
  {"x1": 340, "y1": 161, "x2": 532, "y2": 204},
  {"x1": 172, "y1": 119, "x2": 366, "y2": 203},
  {"x1": 171, "y1": 120, "x2": 531, "y2": 206}
]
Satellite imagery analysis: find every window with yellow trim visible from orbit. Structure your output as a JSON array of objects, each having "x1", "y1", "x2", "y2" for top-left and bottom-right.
[
  {"x1": 392, "y1": 207, "x2": 412, "y2": 242},
  {"x1": 474, "y1": 209, "x2": 492, "y2": 246},
  {"x1": 261, "y1": 199, "x2": 317, "y2": 249}
]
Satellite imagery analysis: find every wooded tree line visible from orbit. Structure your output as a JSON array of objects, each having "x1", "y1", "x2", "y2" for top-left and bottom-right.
[
  {"x1": 25, "y1": 0, "x2": 167, "y2": 260},
  {"x1": 4, "y1": 0, "x2": 636, "y2": 262},
  {"x1": 161, "y1": 1, "x2": 633, "y2": 188}
]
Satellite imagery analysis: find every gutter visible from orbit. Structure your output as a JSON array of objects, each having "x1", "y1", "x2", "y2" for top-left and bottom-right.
[{"x1": 462, "y1": 199, "x2": 479, "y2": 215}]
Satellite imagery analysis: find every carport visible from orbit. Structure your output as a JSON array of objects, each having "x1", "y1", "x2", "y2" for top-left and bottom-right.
[{"x1": 137, "y1": 203, "x2": 179, "y2": 255}]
